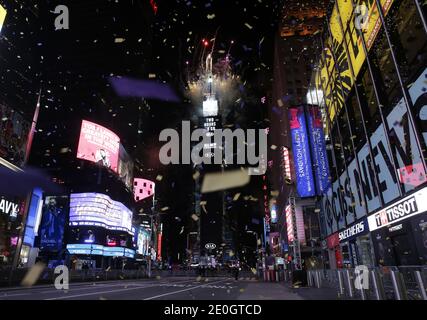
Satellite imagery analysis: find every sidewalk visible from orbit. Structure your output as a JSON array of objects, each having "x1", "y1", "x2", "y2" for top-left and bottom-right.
[
  {"x1": 237, "y1": 281, "x2": 304, "y2": 300},
  {"x1": 237, "y1": 280, "x2": 341, "y2": 300}
]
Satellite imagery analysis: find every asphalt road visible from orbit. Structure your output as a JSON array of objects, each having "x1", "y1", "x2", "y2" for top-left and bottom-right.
[
  {"x1": 0, "y1": 277, "x2": 339, "y2": 300},
  {"x1": 0, "y1": 277, "x2": 246, "y2": 300}
]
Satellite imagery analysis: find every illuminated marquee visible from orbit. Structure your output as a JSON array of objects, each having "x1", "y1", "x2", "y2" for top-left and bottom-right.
[
  {"x1": 69, "y1": 193, "x2": 133, "y2": 234},
  {"x1": 281, "y1": 147, "x2": 292, "y2": 184}
]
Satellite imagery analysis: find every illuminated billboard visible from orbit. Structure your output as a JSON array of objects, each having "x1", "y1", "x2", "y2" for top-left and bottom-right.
[
  {"x1": 289, "y1": 107, "x2": 315, "y2": 197},
  {"x1": 135, "y1": 227, "x2": 151, "y2": 256},
  {"x1": 307, "y1": 105, "x2": 330, "y2": 195},
  {"x1": 69, "y1": 193, "x2": 133, "y2": 234},
  {"x1": 0, "y1": 5, "x2": 6, "y2": 34},
  {"x1": 314, "y1": 0, "x2": 395, "y2": 121},
  {"x1": 133, "y1": 178, "x2": 155, "y2": 202},
  {"x1": 76, "y1": 120, "x2": 120, "y2": 172},
  {"x1": 66, "y1": 244, "x2": 135, "y2": 258},
  {"x1": 118, "y1": 144, "x2": 134, "y2": 190},
  {"x1": 203, "y1": 98, "x2": 218, "y2": 117},
  {"x1": 39, "y1": 196, "x2": 68, "y2": 252}
]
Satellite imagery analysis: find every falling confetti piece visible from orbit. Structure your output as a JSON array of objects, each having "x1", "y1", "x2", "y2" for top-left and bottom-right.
[
  {"x1": 233, "y1": 193, "x2": 241, "y2": 201},
  {"x1": 244, "y1": 23, "x2": 253, "y2": 29},
  {"x1": 191, "y1": 214, "x2": 199, "y2": 221},
  {"x1": 114, "y1": 38, "x2": 126, "y2": 43},
  {"x1": 270, "y1": 190, "x2": 279, "y2": 197},
  {"x1": 270, "y1": 145, "x2": 277, "y2": 150},
  {"x1": 193, "y1": 171, "x2": 200, "y2": 180},
  {"x1": 207, "y1": 14, "x2": 216, "y2": 19},
  {"x1": 201, "y1": 169, "x2": 250, "y2": 193},
  {"x1": 21, "y1": 262, "x2": 46, "y2": 287},
  {"x1": 156, "y1": 175, "x2": 163, "y2": 181}
]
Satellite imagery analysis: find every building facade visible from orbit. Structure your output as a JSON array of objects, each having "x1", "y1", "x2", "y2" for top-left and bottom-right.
[
  {"x1": 270, "y1": 0, "x2": 328, "y2": 271},
  {"x1": 308, "y1": 0, "x2": 427, "y2": 267}
]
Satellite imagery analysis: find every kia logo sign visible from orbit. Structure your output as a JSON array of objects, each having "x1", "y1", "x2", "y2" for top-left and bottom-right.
[{"x1": 205, "y1": 243, "x2": 216, "y2": 250}]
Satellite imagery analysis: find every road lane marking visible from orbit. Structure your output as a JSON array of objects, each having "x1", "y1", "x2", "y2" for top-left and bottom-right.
[
  {"x1": 44, "y1": 279, "x2": 198, "y2": 300},
  {"x1": 143, "y1": 278, "x2": 230, "y2": 300}
]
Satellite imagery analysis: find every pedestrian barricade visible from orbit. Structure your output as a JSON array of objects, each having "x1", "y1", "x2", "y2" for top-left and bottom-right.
[{"x1": 305, "y1": 266, "x2": 427, "y2": 300}]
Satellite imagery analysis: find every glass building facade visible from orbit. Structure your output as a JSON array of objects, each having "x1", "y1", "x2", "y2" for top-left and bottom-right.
[{"x1": 308, "y1": 0, "x2": 427, "y2": 267}]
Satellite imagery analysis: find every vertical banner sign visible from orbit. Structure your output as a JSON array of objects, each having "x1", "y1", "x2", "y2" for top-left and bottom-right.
[
  {"x1": 285, "y1": 205, "x2": 294, "y2": 242},
  {"x1": 307, "y1": 105, "x2": 331, "y2": 195},
  {"x1": 157, "y1": 233, "x2": 162, "y2": 261},
  {"x1": 289, "y1": 107, "x2": 316, "y2": 197}
]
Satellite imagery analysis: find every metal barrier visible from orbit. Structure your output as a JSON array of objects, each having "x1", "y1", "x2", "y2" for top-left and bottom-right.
[{"x1": 305, "y1": 266, "x2": 427, "y2": 300}]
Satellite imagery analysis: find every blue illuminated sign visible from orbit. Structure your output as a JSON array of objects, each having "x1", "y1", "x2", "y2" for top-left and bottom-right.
[
  {"x1": 307, "y1": 105, "x2": 331, "y2": 195},
  {"x1": 289, "y1": 106, "x2": 315, "y2": 197},
  {"x1": 66, "y1": 244, "x2": 135, "y2": 258}
]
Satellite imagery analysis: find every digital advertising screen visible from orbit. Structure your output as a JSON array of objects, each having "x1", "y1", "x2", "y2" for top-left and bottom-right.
[
  {"x1": 289, "y1": 106, "x2": 316, "y2": 197},
  {"x1": 76, "y1": 120, "x2": 120, "y2": 173},
  {"x1": 136, "y1": 227, "x2": 151, "y2": 256},
  {"x1": 307, "y1": 105, "x2": 331, "y2": 195},
  {"x1": 118, "y1": 144, "x2": 134, "y2": 190},
  {"x1": 39, "y1": 196, "x2": 68, "y2": 252},
  {"x1": 69, "y1": 193, "x2": 133, "y2": 234}
]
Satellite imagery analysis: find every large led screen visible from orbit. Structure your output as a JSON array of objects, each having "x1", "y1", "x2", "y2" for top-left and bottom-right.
[
  {"x1": 39, "y1": 196, "x2": 68, "y2": 252},
  {"x1": 69, "y1": 193, "x2": 133, "y2": 234},
  {"x1": 289, "y1": 106, "x2": 316, "y2": 197},
  {"x1": 76, "y1": 120, "x2": 120, "y2": 172},
  {"x1": 307, "y1": 105, "x2": 331, "y2": 195}
]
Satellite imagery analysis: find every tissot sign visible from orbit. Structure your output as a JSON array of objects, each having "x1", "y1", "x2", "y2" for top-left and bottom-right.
[{"x1": 368, "y1": 186, "x2": 427, "y2": 231}]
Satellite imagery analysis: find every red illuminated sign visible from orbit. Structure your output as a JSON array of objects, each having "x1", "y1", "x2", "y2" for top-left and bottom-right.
[
  {"x1": 150, "y1": 0, "x2": 158, "y2": 14},
  {"x1": 157, "y1": 233, "x2": 162, "y2": 261},
  {"x1": 285, "y1": 205, "x2": 294, "y2": 242},
  {"x1": 76, "y1": 120, "x2": 120, "y2": 173}
]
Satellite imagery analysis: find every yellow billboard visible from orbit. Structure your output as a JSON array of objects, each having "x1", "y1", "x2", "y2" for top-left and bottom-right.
[
  {"x1": 0, "y1": 5, "x2": 6, "y2": 34},
  {"x1": 316, "y1": 0, "x2": 395, "y2": 123}
]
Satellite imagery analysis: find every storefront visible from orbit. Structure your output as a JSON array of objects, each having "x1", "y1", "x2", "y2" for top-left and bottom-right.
[
  {"x1": 368, "y1": 186, "x2": 427, "y2": 266},
  {"x1": 338, "y1": 217, "x2": 374, "y2": 268},
  {"x1": 326, "y1": 232, "x2": 343, "y2": 269},
  {"x1": 0, "y1": 195, "x2": 24, "y2": 267}
]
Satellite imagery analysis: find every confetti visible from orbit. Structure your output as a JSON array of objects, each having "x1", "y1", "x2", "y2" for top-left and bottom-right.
[
  {"x1": 201, "y1": 169, "x2": 250, "y2": 193},
  {"x1": 21, "y1": 262, "x2": 46, "y2": 287}
]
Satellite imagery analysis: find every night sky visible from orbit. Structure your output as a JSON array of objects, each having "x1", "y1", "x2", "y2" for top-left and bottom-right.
[{"x1": 1, "y1": 0, "x2": 284, "y2": 261}]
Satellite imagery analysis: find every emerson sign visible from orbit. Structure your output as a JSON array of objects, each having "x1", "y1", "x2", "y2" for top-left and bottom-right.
[{"x1": 368, "y1": 186, "x2": 427, "y2": 231}]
